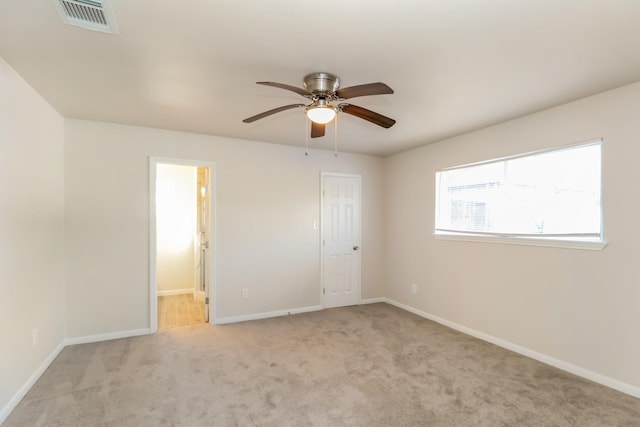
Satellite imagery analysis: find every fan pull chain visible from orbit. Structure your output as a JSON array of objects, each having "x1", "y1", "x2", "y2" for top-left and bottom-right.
[
  {"x1": 305, "y1": 117, "x2": 309, "y2": 156},
  {"x1": 334, "y1": 114, "x2": 339, "y2": 157}
]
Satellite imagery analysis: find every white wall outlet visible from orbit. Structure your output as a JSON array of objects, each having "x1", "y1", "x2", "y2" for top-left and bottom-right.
[
  {"x1": 32, "y1": 328, "x2": 39, "y2": 347},
  {"x1": 241, "y1": 288, "x2": 249, "y2": 299},
  {"x1": 411, "y1": 283, "x2": 418, "y2": 295}
]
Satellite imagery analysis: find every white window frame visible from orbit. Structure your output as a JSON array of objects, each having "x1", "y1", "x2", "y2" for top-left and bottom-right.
[{"x1": 434, "y1": 140, "x2": 607, "y2": 251}]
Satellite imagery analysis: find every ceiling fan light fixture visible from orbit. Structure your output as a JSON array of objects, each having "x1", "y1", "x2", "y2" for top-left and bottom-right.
[
  {"x1": 243, "y1": 73, "x2": 396, "y2": 136},
  {"x1": 306, "y1": 106, "x2": 337, "y2": 124}
]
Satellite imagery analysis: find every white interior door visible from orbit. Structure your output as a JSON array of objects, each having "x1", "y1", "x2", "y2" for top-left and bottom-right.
[{"x1": 322, "y1": 173, "x2": 361, "y2": 308}]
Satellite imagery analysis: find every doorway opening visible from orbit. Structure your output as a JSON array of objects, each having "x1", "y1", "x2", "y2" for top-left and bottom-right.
[{"x1": 150, "y1": 158, "x2": 215, "y2": 332}]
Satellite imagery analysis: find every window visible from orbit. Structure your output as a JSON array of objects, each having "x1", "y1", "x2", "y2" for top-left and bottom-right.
[{"x1": 435, "y1": 141, "x2": 605, "y2": 249}]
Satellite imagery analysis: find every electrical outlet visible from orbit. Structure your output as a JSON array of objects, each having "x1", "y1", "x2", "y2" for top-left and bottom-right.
[
  {"x1": 411, "y1": 283, "x2": 418, "y2": 295},
  {"x1": 32, "y1": 328, "x2": 38, "y2": 347},
  {"x1": 241, "y1": 288, "x2": 249, "y2": 299}
]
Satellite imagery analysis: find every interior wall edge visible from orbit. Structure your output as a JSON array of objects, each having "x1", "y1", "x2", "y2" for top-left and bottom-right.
[
  {"x1": 1, "y1": 326, "x2": 149, "y2": 422},
  {"x1": 0, "y1": 341, "x2": 65, "y2": 425},
  {"x1": 1, "y1": 54, "x2": 66, "y2": 424}
]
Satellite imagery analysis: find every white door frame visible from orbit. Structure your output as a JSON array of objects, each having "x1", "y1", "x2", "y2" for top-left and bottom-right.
[
  {"x1": 320, "y1": 172, "x2": 362, "y2": 308},
  {"x1": 149, "y1": 157, "x2": 217, "y2": 332}
]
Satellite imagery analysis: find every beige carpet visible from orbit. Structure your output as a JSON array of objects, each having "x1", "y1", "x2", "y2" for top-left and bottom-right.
[{"x1": 4, "y1": 303, "x2": 640, "y2": 426}]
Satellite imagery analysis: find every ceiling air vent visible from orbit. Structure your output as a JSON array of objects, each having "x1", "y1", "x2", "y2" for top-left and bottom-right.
[{"x1": 52, "y1": 0, "x2": 119, "y2": 34}]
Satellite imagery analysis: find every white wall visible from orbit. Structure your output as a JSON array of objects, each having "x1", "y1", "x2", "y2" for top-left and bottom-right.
[
  {"x1": 156, "y1": 164, "x2": 196, "y2": 294},
  {"x1": 385, "y1": 82, "x2": 640, "y2": 391},
  {"x1": 0, "y1": 56, "x2": 65, "y2": 420},
  {"x1": 64, "y1": 120, "x2": 386, "y2": 337}
]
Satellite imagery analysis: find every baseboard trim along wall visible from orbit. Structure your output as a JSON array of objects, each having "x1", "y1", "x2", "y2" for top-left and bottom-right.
[
  {"x1": 2, "y1": 328, "x2": 152, "y2": 423},
  {"x1": 5, "y1": 299, "x2": 638, "y2": 425},
  {"x1": 384, "y1": 298, "x2": 640, "y2": 399},
  {"x1": 0, "y1": 341, "x2": 65, "y2": 425},
  {"x1": 360, "y1": 297, "x2": 386, "y2": 304},
  {"x1": 64, "y1": 328, "x2": 151, "y2": 346},
  {"x1": 215, "y1": 305, "x2": 323, "y2": 325}
]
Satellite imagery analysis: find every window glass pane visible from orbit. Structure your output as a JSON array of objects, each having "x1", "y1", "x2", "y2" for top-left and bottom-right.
[{"x1": 435, "y1": 142, "x2": 602, "y2": 239}]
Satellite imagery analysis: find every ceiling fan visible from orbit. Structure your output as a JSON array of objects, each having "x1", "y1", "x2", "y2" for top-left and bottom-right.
[{"x1": 242, "y1": 72, "x2": 396, "y2": 138}]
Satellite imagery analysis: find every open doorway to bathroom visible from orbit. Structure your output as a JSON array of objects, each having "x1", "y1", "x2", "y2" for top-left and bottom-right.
[{"x1": 149, "y1": 158, "x2": 215, "y2": 332}]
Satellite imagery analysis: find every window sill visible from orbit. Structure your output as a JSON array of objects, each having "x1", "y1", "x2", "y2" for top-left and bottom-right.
[{"x1": 433, "y1": 232, "x2": 608, "y2": 251}]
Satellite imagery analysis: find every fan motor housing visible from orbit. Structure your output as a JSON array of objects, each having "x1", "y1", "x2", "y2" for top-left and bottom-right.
[{"x1": 303, "y1": 72, "x2": 340, "y2": 94}]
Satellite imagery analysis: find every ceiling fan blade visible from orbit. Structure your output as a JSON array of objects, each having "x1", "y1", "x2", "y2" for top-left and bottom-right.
[
  {"x1": 242, "y1": 104, "x2": 305, "y2": 123},
  {"x1": 336, "y1": 82, "x2": 394, "y2": 99},
  {"x1": 311, "y1": 121, "x2": 325, "y2": 138},
  {"x1": 256, "y1": 82, "x2": 311, "y2": 97},
  {"x1": 340, "y1": 104, "x2": 396, "y2": 128}
]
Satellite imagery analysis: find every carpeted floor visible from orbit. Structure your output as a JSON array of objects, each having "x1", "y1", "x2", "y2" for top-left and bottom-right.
[{"x1": 4, "y1": 303, "x2": 640, "y2": 426}]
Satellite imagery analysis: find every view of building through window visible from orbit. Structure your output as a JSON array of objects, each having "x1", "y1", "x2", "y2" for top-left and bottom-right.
[{"x1": 435, "y1": 141, "x2": 602, "y2": 240}]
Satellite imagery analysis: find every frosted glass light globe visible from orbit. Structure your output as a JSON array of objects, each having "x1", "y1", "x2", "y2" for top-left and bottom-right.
[{"x1": 306, "y1": 106, "x2": 337, "y2": 124}]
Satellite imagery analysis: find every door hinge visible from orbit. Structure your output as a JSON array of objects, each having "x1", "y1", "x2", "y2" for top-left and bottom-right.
[
  {"x1": 205, "y1": 297, "x2": 209, "y2": 304},
  {"x1": 323, "y1": 288, "x2": 325, "y2": 295},
  {"x1": 322, "y1": 239, "x2": 325, "y2": 246}
]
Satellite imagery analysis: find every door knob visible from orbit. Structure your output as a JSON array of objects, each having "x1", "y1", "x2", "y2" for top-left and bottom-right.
[{"x1": 353, "y1": 246, "x2": 359, "y2": 251}]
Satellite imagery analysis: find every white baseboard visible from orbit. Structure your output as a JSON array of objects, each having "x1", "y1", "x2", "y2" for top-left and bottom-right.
[
  {"x1": 360, "y1": 297, "x2": 386, "y2": 304},
  {"x1": 64, "y1": 328, "x2": 151, "y2": 346},
  {"x1": 2, "y1": 328, "x2": 152, "y2": 422},
  {"x1": 5, "y1": 300, "x2": 637, "y2": 426},
  {"x1": 214, "y1": 305, "x2": 323, "y2": 325},
  {"x1": 0, "y1": 341, "x2": 65, "y2": 425},
  {"x1": 384, "y1": 298, "x2": 640, "y2": 399},
  {"x1": 157, "y1": 289, "x2": 193, "y2": 296}
]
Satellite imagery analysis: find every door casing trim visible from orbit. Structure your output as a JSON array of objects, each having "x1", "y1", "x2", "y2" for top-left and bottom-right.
[{"x1": 149, "y1": 157, "x2": 217, "y2": 332}]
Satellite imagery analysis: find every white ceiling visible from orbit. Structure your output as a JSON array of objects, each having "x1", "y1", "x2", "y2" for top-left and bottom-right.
[{"x1": 1, "y1": 1, "x2": 640, "y2": 156}]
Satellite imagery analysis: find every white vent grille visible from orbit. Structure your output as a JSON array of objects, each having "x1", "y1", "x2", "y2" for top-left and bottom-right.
[{"x1": 52, "y1": 0, "x2": 119, "y2": 34}]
